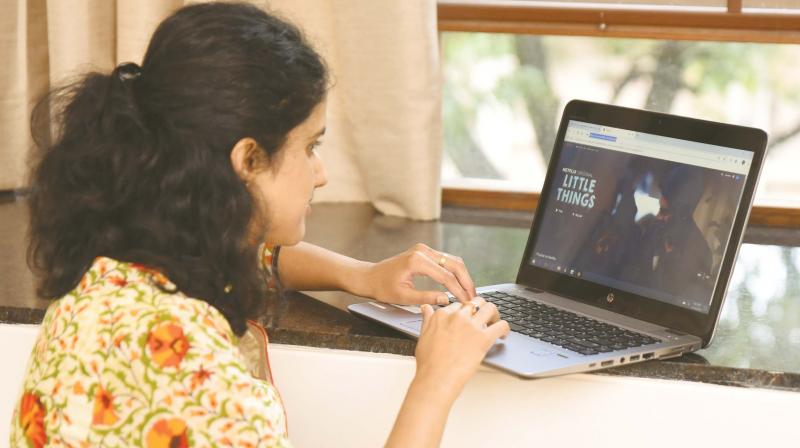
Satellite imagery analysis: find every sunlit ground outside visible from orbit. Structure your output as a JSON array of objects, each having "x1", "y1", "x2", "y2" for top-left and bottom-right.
[{"x1": 442, "y1": 33, "x2": 800, "y2": 207}]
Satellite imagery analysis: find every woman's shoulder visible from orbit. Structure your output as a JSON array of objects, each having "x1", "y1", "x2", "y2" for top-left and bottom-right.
[
  {"x1": 45, "y1": 256, "x2": 234, "y2": 335},
  {"x1": 12, "y1": 257, "x2": 290, "y2": 447},
  {"x1": 35, "y1": 257, "x2": 238, "y2": 372}
]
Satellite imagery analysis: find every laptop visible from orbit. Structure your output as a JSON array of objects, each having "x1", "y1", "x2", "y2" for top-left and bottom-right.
[{"x1": 348, "y1": 100, "x2": 767, "y2": 378}]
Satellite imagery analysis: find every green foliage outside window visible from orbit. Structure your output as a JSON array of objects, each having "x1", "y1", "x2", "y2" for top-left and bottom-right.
[{"x1": 442, "y1": 32, "x2": 800, "y2": 204}]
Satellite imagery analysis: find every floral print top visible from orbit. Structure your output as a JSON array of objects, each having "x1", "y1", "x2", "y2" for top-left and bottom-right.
[{"x1": 10, "y1": 254, "x2": 290, "y2": 448}]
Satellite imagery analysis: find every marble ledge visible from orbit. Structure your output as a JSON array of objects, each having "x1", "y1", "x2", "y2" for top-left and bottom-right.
[
  {"x1": 4, "y1": 292, "x2": 799, "y2": 393},
  {"x1": 255, "y1": 291, "x2": 800, "y2": 393}
]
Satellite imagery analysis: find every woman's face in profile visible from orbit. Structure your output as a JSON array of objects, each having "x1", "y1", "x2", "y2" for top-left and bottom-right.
[{"x1": 247, "y1": 100, "x2": 329, "y2": 246}]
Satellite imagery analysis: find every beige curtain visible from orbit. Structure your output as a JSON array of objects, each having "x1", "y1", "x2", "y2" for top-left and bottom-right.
[{"x1": 0, "y1": 0, "x2": 442, "y2": 220}]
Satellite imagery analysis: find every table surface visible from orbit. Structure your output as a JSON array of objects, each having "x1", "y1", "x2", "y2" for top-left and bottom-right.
[{"x1": 2, "y1": 200, "x2": 799, "y2": 391}]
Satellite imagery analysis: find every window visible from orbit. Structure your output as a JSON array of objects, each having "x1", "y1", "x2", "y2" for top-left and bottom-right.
[
  {"x1": 744, "y1": 0, "x2": 799, "y2": 10},
  {"x1": 438, "y1": 1, "x2": 800, "y2": 227}
]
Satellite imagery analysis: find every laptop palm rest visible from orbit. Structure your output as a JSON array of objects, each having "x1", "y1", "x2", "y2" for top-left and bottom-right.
[{"x1": 348, "y1": 302, "x2": 575, "y2": 377}]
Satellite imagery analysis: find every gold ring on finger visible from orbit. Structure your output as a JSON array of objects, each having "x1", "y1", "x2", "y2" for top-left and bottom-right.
[
  {"x1": 438, "y1": 254, "x2": 448, "y2": 267},
  {"x1": 466, "y1": 301, "x2": 480, "y2": 316},
  {"x1": 472, "y1": 304, "x2": 480, "y2": 316}
]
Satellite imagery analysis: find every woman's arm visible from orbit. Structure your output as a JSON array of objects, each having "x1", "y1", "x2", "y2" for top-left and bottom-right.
[
  {"x1": 277, "y1": 241, "x2": 370, "y2": 293},
  {"x1": 281, "y1": 244, "x2": 510, "y2": 446},
  {"x1": 277, "y1": 242, "x2": 477, "y2": 304},
  {"x1": 385, "y1": 374, "x2": 460, "y2": 448}
]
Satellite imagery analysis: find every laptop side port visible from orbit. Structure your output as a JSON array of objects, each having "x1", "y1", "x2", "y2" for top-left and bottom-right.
[
  {"x1": 642, "y1": 352, "x2": 654, "y2": 360},
  {"x1": 601, "y1": 360, "x2": 614, "y2": 367},
  {"x1": 658, "y1": 347, "x2": 685, "y2": 360},
  {"x1": 629, "y1": 354, "x2": 640, "y2": 361}
]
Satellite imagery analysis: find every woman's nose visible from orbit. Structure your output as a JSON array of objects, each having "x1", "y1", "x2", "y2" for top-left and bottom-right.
[{"x1": 314, "y1": 152, "x2": 328, "y2": 188}]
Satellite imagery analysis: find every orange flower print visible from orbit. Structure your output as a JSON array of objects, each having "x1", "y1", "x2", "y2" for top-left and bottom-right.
[
  {"x1": 147, "y1": 322, "x2": 190, "y2": 368},
  {"x1": 109, "y1": 276, "x2": 128, "y2": 287},
  {"x1": 113, "y1": 334, "x2": 127, "y2": 348},
  {"x1": 19, "y1": 392, "x2": 47, "y2": 448},
  {"x1": 131, "y1": 263, "x2": 170, "y2": 287},
  {"x1": 190, "y1": 365, "x2": 213, "y2": 391},
  {"x1": 145, "y1": 418, "x2": 189, "y2": 448},
  {"x1": 92, "y1": 387, "x2": 119, "y2": 426}
]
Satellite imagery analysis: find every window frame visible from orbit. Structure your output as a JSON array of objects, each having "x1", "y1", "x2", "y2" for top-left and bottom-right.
[
  {"x1": 437, "y1": 0, "x2": 800, "y2": 228},
  {"x1": 438, "y1": 1, "x2": 800, "y2": 44}
]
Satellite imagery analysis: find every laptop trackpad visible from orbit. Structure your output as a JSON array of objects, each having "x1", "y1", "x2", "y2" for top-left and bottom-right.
[
  {"x1": 399, "y1": 319, "x2": 422, "y2": 335},
  {"x1": 394, "y1": 304, "x2": 422, "y2": 314},
  {"x1": 398, "y1": 319, "x2": 507, "y2": 349}
]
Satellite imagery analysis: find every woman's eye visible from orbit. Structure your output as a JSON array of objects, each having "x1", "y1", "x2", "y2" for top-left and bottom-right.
[{"x1": 307, "y1": 140, "x2": 322, "y2": 153}]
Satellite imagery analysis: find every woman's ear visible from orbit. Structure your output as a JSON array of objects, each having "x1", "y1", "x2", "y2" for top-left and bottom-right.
[{"x1": 230, "y1": 137, "x2": 260, "y2": 183}]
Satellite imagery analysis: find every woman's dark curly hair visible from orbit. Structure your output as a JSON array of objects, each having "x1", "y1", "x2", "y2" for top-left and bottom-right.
[{"x1": 27, "y1": 2, "x2": 328, "y2": 336}]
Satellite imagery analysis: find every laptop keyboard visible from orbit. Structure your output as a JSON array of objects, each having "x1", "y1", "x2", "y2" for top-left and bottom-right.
[{"x1": 459, "y1": 291, "x2": 661, "y2": 356}]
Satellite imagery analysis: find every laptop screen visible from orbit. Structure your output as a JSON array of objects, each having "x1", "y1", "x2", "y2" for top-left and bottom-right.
[{"x1": 529, "y1": 120, "x2": 754, "y2": 313}]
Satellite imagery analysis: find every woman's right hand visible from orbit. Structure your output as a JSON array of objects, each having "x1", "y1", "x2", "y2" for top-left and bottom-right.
[
  {"x1": 385, "y1": 297, "x2": 509, "y2": 447},
  {"x1": 414, "y1": 297, "x2": 510, "y2": 395}
]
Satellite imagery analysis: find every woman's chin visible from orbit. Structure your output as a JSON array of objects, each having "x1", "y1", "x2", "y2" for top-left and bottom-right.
[
  {"x1": 273, "y1": 234, "x2": 303, "y2": 247},
  {"x1": 266, "y1": 213, "x2": 308, "y2": 247}
]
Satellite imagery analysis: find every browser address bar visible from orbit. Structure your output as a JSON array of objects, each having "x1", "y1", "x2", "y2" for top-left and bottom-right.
[
  {"x1": 588, "y1": 134, "x2": 717, "y2": 162},
  {"x1": 564, "y1": 129, "x2": 749, "y2": 174}
]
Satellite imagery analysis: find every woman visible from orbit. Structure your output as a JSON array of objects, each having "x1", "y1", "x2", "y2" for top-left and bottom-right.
[{"x1": 11, "y1": 3, "x2": 509, "y2": 447}]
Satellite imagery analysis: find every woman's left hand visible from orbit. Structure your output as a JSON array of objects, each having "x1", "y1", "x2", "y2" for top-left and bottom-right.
[{"x1": 354, "y1": 243, "x2": 478, "y2": 306}]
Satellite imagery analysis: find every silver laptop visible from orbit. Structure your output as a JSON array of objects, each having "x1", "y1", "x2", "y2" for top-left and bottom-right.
[{"x1": 349, "y1": 100, "x2": 767, "y2": 378}]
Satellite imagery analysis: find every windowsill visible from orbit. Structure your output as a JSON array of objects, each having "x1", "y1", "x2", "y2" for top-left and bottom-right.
[
  {"x1": 2, "y1": 201, "x2": 799, "y2": 389},
  {"x1": 442, "y1": 185, "x2": 800, "y2": 229},
  {"x1": 441, "y1": 204, "x2": 800, "y2": 246}
]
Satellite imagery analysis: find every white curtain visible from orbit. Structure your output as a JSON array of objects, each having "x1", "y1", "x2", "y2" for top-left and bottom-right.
[{"x1": 0, "y1": 0, "x2": 442, "y2": 220}]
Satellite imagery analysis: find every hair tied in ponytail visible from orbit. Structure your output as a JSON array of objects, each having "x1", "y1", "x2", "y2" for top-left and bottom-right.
[
  {"x1": 28, "y1": 3, "x2": 329, "y2": 336},
  {"x1": 114, "y1": 62, "x2": 142, "y2": 82}
]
